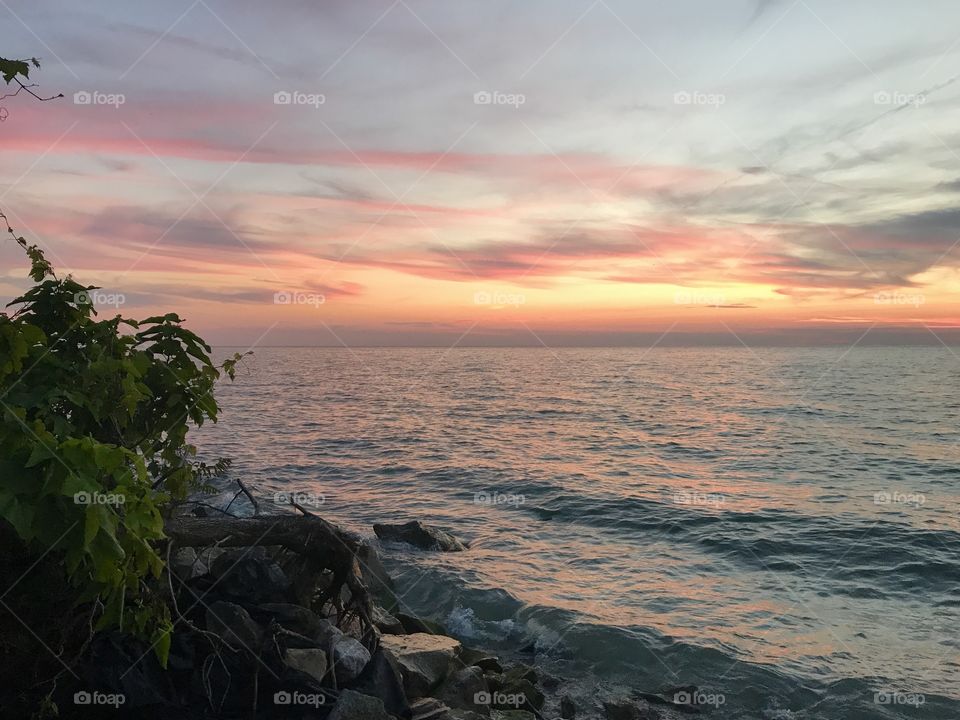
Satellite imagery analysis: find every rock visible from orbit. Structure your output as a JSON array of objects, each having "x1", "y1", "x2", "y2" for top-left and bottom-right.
[
  {"x1": 398, "y1": 612, "x2": 448, "y2": 635},
  {"x1": 283, "y1": 648, "x2": 328, "y2": 684},
  {"x1": 328, "y1": 689, "x2": 393, "y2": 720},
  {"x1": 209, "y1": 548, "x2": 291, "y2": 603},
  {"x1": 437, "y1": 665, "x2": 489, "y2": 713},
  {"x1": 81, "y1": 632, "x2": 174, "y2": 708},
  {"x1": 411, "y1": 697, "x2": 450, "y2": 720},
  {"x1": 170, "y1": 547, "x2": 200, "y2": 579},
  {"x1": 560, "y1": 694, "x2": 577, "y2": 718},
  {"x1": 347, "y1": 646, "x2": 410, "y2": 719},
  {"x1": 449, "y1": 712, "x2": 487, "y2": 720},
  {"x1": 460, "y1": 647, "x2": 502, "y2": 674},
  {"x1": 503, "y1": 663, "x2": 537, "y2": 685},
  {"x1": 374, "y1": 521, "x2": 468, "y2": 552},
  {"x1": 604, "y1": 699, "x2": 660, "y2": 720},
  {"x1": 491, "y1": 712, "x2": 535, "y2": 720},
  {"x1": 331, "y1": 635, "x2": 371, "y2": 685},
  {"x1": 380, "y1": 632, "x2": 461, "y2": 697},
  {"x1": 498, "y1": 678, "x2": 543, "y2": 713},
  {"x1": 205, "y1": 601, "x2": 263, "y2": 651},
  {"x1": 359, "y1": 541, "x2": 396, "y2": 598},
  {"x1": 255, "y1": 602, "x2": 329, "y2": 639},
  {"x1": 373, "y1": 604, "x2": 405, "y2": 634}
]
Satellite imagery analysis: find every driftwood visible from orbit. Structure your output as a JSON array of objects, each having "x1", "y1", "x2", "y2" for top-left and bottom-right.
[{"x1": 164, "y1": 513, "x2": 376, "y2": 644}]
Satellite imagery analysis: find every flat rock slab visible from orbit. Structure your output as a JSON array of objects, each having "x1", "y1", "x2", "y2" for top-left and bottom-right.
[{"x1": 380, "y1": 632, "x2": 462, "y2": 698}]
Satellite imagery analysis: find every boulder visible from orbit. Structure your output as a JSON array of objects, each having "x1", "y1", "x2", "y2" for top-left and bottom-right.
[
  {"x1": 346, "y1": 646, "x2": 410, "y2": 719},
  {"x1": 170, "y1": 547, "x2": 201, "y2": 580},
  {"x1": 328, "y1": 689, "x2": 393, "y2": 720},
  {"x1": 560, "y1": 695, "x2": 577, "y2": 718},
  {"x1": 283, "y1": 648, "x2": 328, "y2": 685},
  {"x1": 331, "y1": 635, "x2": 371, "y2": 685},
  {"x1": 497, "y1": 678, "x2": 543, "y2": 714},
  {"x1": 604, "y1": 699, "x2": 660, "y2": 720},
  {"x1": 373, "y1": 604, "x2": 406, "y2": 635},
  {"x1": 374, "y1": 521, "x2": 468, "y2": 552},
  {"x1": 398, "y1": 612, "x2": 447, "y2": 635},
  {"x1": 209, "y1": 548, "x2": 291, "y2": 603},
  {"x1": 460, "y1": 647, "x2": 502, "y2": 674},
  {"x1": 255, "y1": 602, "x2": 329, "y2": 639},
  {"x1": 436, "y1": 665, "x2": 489, "y2": 713},
  {"x1": 205, "y1": 601, "x2": 263, "y2": 651},
  {"x1": 410, "y1": 697, "x2": 450, "y2": 720},
  {"x1": 380, "y1": 632, "x2": 461, "y2": 697}
]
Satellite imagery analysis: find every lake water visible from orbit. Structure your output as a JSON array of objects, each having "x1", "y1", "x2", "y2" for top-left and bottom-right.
[{"x1": 196, "y1": 347, "x2": 960, "y2": 719}]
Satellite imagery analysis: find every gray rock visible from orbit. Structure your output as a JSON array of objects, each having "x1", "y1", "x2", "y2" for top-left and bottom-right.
[
  {"x1": 346, "y1": 646, "x2": 410, "y2": 719},
  {"x1": 398, "y1": 612, "x2": 448, "y2": 635},
  {"x1": 380, "y1": 632, "x2": 461, "y2": 697},
  {"x1": 205, "y1": 601, "x2": 263, "y2": 651},
  {"x1": 411, "y1": 697, "x2": 450, "y2": 720},
  {"x1": 209, "y1": 548, "x2": 291, "y2": 603},
  {"x1": 437, "y1": 666, "x2": 489, "y2": 713},
  {"x1": 604, "y1": 699, "x2": 660, "y2": 720},
  {"x1": 374, "y1": 521, "x2": 468, "y2": 552},
  {"x1": 331, "y1": 635, "x2": 371, "y2": 685},
  {"x1": 498, "y1": 678, "x2": 543, "y2": 713},
  {"x1": 283, "y1": 647, "x2": 328, "y2": 684},
  {"x1": 490, "y1": 712, "x2": 535, "y2": 720},
  {"x1": 327, "y1": 689, "x2": 393, "y2": 720},
  {"x1": 373, "y1": 604, "x2": 405, "y2": 635},
  {"x1": 560, "y1": 694, "x2": 577, "y2": 718},
  {"x1": 256, "y1": 602, "x2": 329, "y2": 638},
  {"x1": 170, "y1": 547, "x2": 201, "y2": 579}
]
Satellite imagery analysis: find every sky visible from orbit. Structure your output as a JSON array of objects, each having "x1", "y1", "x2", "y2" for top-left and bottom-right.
[{"x1": 2, "y1": 0, "x2": 960, "y2": 347}]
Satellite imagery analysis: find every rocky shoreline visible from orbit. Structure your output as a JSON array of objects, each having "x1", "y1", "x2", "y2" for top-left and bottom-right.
[{"x1": 61, "y1": 510, "x2": 680, "y2": 719}]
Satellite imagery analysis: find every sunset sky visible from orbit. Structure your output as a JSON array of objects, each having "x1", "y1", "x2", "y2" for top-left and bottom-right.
[{"x1": 2, "y1": 0, "x2": 960, "y2": 346}]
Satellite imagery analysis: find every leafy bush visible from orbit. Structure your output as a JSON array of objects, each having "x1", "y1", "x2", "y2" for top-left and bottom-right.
[{"x1": 0, "y1": 215, "x2": 244, "y2": 665}]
